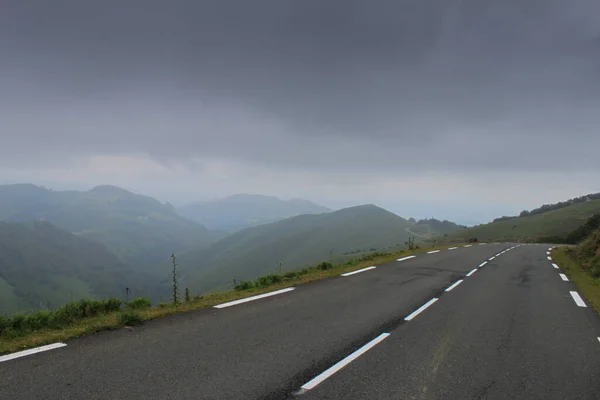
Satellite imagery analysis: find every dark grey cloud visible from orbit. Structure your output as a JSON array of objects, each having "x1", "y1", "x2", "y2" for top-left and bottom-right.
[{"x1": 1, "y1": 0, "x2": 600, "y2": 173}]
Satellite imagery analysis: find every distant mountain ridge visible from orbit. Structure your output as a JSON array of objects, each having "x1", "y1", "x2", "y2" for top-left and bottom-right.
[
  {"x1": 177, "y1": 193, "x2": 331, "y2": 232},
  {"x1": 0, "y1": 184, "x2": 223, "y2": 266},
  {"x1": 175, "y1": 204, "x2": 414, "y2": 293}
]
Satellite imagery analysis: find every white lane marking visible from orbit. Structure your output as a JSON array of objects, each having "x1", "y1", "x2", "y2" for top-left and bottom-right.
[
  {"x1": 546, "y1": 251, "x2": 551, "y2": 255},
  {"x1": 466, "y1": 268, "x2": 478, "y2": 277},
  {"x1": 489, "y1": 256, "x2": 495, "y2": 260},
  {"x1": 214, "y1": 288, "x2": 295, "y2": 308},
  {"x1": 479, "y1": 261, "x2": 488, "y2": 267},
  {"x1": 478, "y1": 243, "x2": 487, "y2": 245},
  {"x1": 397, "y1": 255, "x2": 416, "y2": 262},
  {"x1": 548, "y1": 247, "x2": 553, "y2": 251},
  {"x1": 547, "y1": 256, "x2": 552, "y2": 261},
  {"x1": 300, "y1": 333, "x2": 391, "y2": 391},
  {"x1": 569, "y1": 291, "x2": 587, "y2": 307},
  {"x1": 0, "y1": 343, "x2": 67, "y2": 363},
  {"x1": 404, "y1": 298, "x2": 439, "y2": 321},
  {"x1": 341, "y1": 266, "x2": 376, "y2": 277},
  {"x1": 552, "y1": 263, "x2": 559, "y2": 269},
  {"x1": 445, "y1": 279, "x2": 464, "y2": 292},
  {"x1": 495, "y1": 253, "x2": 502, "y2": 257},
  {"x1": 559, "y1": 274, "x2": 569, "y2": 281},
  {"x1": 598, "y1": 337, "x2": 600, "y2": 345},
  {"x1": 427, "y1": 250, "x2": 440, "y2": 254},
  {"x1": 448, "y1": 247, "x2": 458, "y2": 250},
  {"x1": 464, "y1": 245, "x2": 472, "y2": 248}
]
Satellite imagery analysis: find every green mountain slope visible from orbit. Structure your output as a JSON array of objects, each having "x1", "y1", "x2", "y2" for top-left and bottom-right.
[
  {"x1": 460, "y1": 199, "x2": 600, "y2": 242},
  {"x1": 177, "y1": 194, "x2": 331, "y2": 232},
  {"x1": 0, "y1": 221, "x2": 134, "y2": 314},
  {"x1": 177, "y1": 204, "x2": 413, "y2": 293},
  {"x1": 0, "y1": 184, "x2": 223, "y2": 266}
]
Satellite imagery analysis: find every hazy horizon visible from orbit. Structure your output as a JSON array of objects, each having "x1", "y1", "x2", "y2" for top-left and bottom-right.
[{"x1": 2, "y1": 1, "x2": 599, "y2": 226}]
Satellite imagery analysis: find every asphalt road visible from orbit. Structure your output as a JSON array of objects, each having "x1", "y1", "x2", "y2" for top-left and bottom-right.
[{"x1": 1, "y1": 243, "x2": 599, "y2": 399}]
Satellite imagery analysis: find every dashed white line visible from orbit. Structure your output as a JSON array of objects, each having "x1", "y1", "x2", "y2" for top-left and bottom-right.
[
  {"x1": 448, "y1": 247, "x2": 458, "y2": 250},
  {"x1": 489, "y1": 256, "x2": 496, "y2": 260},
  {"x1": 597, "y1": 337, "x2": 600, "y2": 345},
  {"x1": 404, "y1": 298, "x2": 439, "y2": 321},
  {"x1": 341, "y1": 266, "x2": 376, "y2": 277},
  {"x1": 427, "y1": 250, "x2": 440, "y2": 254},
  {"x1": 299, "y1": 333, "x2": 391, "y2": 391},
  {"x1": 547, "y1": 256, "x2": 552, "y2": 261},
  {"x1": 559, "y1": 274, "x2": 569, "y2": 281},
  {"x1": 478, "y1": 243, "x2": 487, "y2": 245},
  {"x1": 552, "y1": 263, "x2": 559, "y2": 269},
  {"x1": 569, "y1": 291, "x2": 587, "y2": 308},
  {"x1": 548, "y1": 247, "x2": 553, "y2": 251},
  {"x1": 479, "y1": 261, "x2": 488, "y2": 267},
  {"x1": 546, "y1": 251, "x2": 551, "y2": 255},
  {"x1": 466, "y1": 268, "x2": 478, "y2": 277},
  {"x1": 444, "y1": 279, "x2": 464, "y2": 292},
  {"x1": 397, "y1": 255, "x2": 416, "y2": 262},
  {"x1": 495, "y1": 253, "x2": 502, "y2": 257},
  {"x1": 464, "y1": 245, "x2": 472, "y2": 248},
  {"x1": 0, "y1": 343, "x2": 67, "y2": 363},
  {"x1": 214, "y1": 287, "x2": 295, "y2": 308}
]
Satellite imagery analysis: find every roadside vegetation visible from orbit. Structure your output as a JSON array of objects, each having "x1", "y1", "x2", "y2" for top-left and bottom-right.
[
  {"x1": 0, "y1": 242, "x2": 460, "y2": 354},
  {"x1": 551, "y1": 214, "x2": 600, "y2": 313}
]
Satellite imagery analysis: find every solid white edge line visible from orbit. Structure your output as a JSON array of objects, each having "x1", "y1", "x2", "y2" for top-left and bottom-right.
[
  {"x1": 445, "y1": 279, "x2": 464, "y2": 292},
  {"x1": 448, "y1": 247, "x2": 458, "y2": 250},
  {"x1": 559, "y1": 274, "x2": 569, "y2": 281},
  {"x1": 0, "y1": 342, "x2": 67, "y2": 363},
  {"x1": 466, "y1": 268, "x2": 477, "y2": 277},
  {"x1": 397, "y1": 255, "x2": 416, "y2": 262},
  {"x1": 479, "y1": 261, "x2": 488, "y2": 267},
  {"x1": 552, "y1": 263, "x2": 559, "y2": 269},
  {"x1": 404, "y1": 298, "x2": 439, "y2": 321},
  {"x1": 569, "y1": 291, "x2": 587, "y2": 308},
  {"x1": 427, "y1": 250, "x2": 440, "y2": 254},
  {"x1": 300, "y1": 333, "x2": 391, "y2": 391},
  {"x1": 341, "y1": 266, "x2": 376, "y2": 277},
  {"x1": 214, "y1": 287, "x2": 295, "y2": 308}
]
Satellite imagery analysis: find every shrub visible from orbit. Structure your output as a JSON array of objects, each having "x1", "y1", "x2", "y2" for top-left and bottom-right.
[
  {"x1": 126, "y1": 297, "x2": 152, "y2": 310},
  {"x1": 255, "y1": 274, "x2": 283, "y2": 287},
  {"x1": 10, "y1": 315, "x2": 25, "y2": 332},
  {"x1": 103, "y1": 298, "x2": 123, "y2": 313},
  {"x1": 234, "y1": 281, "x2": 254, "y2": 291},
  {"x1": 0, "y1": 315, "x2": 10, "y2": 335},
  {"x1": 283, "y1": 271, "x2": 298, "y2": 280},
  {"x1": 118, "y1": 309, "x2": 143, "y2": 326},
  {"x1": 25, "y1": 311, "x2": 51, "y2": 331},
  {"x1": 318, "y1": 261, "x2": 333, "y2": 270}
]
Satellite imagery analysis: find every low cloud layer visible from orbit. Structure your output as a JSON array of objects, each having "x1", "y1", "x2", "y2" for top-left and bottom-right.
[{"x1": 1, "y1": 1, "x2": 599, "y2": 223}]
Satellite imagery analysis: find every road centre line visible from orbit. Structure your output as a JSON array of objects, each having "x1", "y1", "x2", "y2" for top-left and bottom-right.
[
  {"x1": 341, "y1": 266, "x2": 376, "y2": 277},
  {"x1": 569, "y1": 291, "x2": 587, "y2": 307},
  {"x1": 427, "y1": 250, "x2": 440, "y2": 254},
  {"x1": 466, "y1": 268, "x2": 478, "y2": 277},
  {"x1": 299, "y1": 333, "x2": 391, "y2": 391},
  {"x1": 213, "y1": 288, "x2": 295, "y2": 308},
  {"x1": 464, "y1": 245, "x2": 472, "y2": 247},
  {"x1": 0, "y1": 343, "x2": 67, "y2": 363},
  {"x1": 479, "y1": 261, "x2": 488, "y2": 267},
  {"x1": 397, "y1": 255, "x2": 416, "y2": 262},
  {"x1": 559, "y1": 274, "x2": 569, "y2": 281},
  {"x1": 489, "y1": 256, "x2": 495, "y2": 260},
  {"x1": 404, "y1": 298, "x2": 439, "y2": 321},
  {"x1": 448, "y1": 247, "x2": 458, "y2": 250},
  {"x1": 444, "y1": 279, "x2": 463, "y2": 292}
]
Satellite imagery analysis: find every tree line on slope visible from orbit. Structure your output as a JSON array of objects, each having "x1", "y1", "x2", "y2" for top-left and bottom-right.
[{"x1": 493, "y1": 193, "x2": 600, "y2": 223}]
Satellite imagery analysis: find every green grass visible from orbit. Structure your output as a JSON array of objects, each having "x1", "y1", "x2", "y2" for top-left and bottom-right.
[
  {"x1": 551, "y1": 247, "x2": 600, "y2": 314},
  {"x1": 0, "y1": 243, "x2": 462, "y2": 354},
  {"x1": 458, "y1": 200, "x2": 600, "y2": 242}
]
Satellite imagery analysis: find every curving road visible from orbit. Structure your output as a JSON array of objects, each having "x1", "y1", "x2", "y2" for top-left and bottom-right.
[{"x1": 1, "y1": 243, "x2": 599, "y2": 399}]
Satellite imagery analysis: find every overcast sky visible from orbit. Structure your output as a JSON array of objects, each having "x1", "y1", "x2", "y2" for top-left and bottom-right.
[{"x1": 1, "y1": 0, "x2": 599, "y2": 224}]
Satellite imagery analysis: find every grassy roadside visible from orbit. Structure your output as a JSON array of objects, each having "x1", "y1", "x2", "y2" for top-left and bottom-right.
[
  {"x1": 0, "y1": 242, "x2": 468, "y2": 354},
  {"x1": 551, "y1": 247, "x2": 600, "y2": 314}
]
